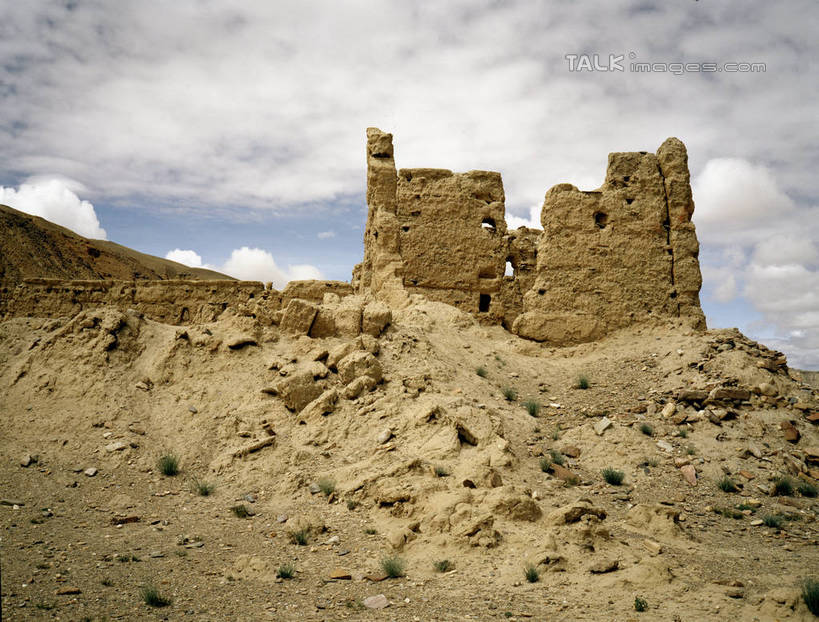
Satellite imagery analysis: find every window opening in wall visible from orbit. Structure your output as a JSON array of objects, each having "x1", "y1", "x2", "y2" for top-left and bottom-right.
[
  {"x1": 479, "y1": 294, "x2": 491, "y2": 312},
  {"x1": 505, "y1": 260, "x2": 514, "y2": 276},
  {"x1": 481, "y1": 218, "x2": 496, "y2": 233},
  {"x1": 594, "y1": 212, "x2": 608, "y2": 229}
]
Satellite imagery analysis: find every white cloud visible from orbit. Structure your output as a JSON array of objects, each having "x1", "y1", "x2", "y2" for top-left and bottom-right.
[
  {"x1": 752, "y1": 235, "x2": 818, "y2": 267},
  {"x1": 165, "y1": 249, "x2": 204, "y2": 268},
  {"x1": 220, "y1": 246, "x2": 322, "y2": 288},
  {"x1": 506, "y1": 204, "x2": 542, "y2": 230},
  {"x1": 0, "y1": 177, "x2": 106, "y2": 239},
  {"x1": 317, "y1": 231, "x2": 336, "y2": 239}
]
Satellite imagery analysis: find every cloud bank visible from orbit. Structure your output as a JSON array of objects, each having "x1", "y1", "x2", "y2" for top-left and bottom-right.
[
  {"x1": 0, "y1": 177, "x2": 107, "y2": 239},
  {"x1": 166, "y1": 246, "x2": 322, "y2": 290}
]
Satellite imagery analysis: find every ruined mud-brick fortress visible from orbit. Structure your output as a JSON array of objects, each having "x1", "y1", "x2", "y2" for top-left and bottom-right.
[{"x1": 3, "y1": 128, "x2": 705, "y2": 345}]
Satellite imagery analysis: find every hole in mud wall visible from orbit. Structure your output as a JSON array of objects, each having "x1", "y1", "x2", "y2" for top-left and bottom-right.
[
  {"x1": 623, "y1": 175, "x2": 630, "y2": 182},
  {"x1": 625, "y1": 198, "x2": 634, "y2": 205},
  {"x1": 538, "y1": 288, "x2": 546, "y2": 295},
  {"x1": 180, "y1": 307, "x2": 190, "y2": 322},
  {"x1": 401, "y1": 226, "x2": 410, "y2": 232},
  {"x1": 481, "y1": 218, "x2": 496, "y2": 233},
  {"x1": 372, "y1": 152, "x2": 391, "y2": 159},
  {"x1": 404, "y1": 172, "x2": 413, "y2": 181},
  {"x1": 505, "y1": 261, "x2": 514, "y2": 276},
  {"x1": 478, "y1": 267, "x2": 495, "y2": 279},
  {"x1": 594, "y1": 212, "x2": 609, "y2": 229},
  {"x1": 479, "y1": 293, "x2": 491, "y2": 312}
]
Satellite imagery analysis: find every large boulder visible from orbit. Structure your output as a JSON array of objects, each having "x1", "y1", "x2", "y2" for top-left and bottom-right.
[
  {"x1": 280, "y1": 299, "x2": 319, "y2": 335},
  {"x1": 338, "y1": 351, "x2": 383, "y2": 384}
]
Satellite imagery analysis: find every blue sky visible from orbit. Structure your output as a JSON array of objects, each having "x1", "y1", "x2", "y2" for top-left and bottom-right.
[{"x1": 1, "y1": 1, "x2": 817, "y2": 367}]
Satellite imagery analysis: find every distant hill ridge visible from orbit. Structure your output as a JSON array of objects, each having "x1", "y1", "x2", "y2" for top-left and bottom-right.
[{"x1": 0, "y1": 203, "x2": 232, "y2": 311}]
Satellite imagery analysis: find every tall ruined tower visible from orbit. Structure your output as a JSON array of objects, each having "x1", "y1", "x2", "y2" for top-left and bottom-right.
[{"x1": 356, "y1": 128, "x2": 705, "y2": 343}]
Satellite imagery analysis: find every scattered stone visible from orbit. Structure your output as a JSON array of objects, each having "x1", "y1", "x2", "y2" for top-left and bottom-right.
[
  {"x1": 104, "y1": 441, "x2": 127, "y2": 452},
  {"x1": 589, "y1": 559, "x2": 619, "y2": 574},
  {"x1": 674, "y1": 457, "x2": 690, "y2": 467},
  {"x1": 680, "y1": 464, "x2": 697, "y2": 486},
  {"x1": 738, "y1": 470, "x2": 754, "y2": 480},
  {"x1": 677, "y1": 389, "x2": 708, "y2": 403},
  {"x1": 780, "y1": 421, "x2": 800, "y2": 443},
  {"x1": 1, "y1": 499, "x2": 24, "y2": 507},
  {"x1": 376, "y1": 428, "x2": 393, "y2": 444},
  {"x1": 20, "y1": 453, "x2": 36, "y2": 467},
  {"x1": 561, "y1": 446, "x2": 581, "y2": 458},
  {"x1": 643, "y1": 539, "x2": 663, "y2": 555},
  {"x1": 364, "y1": 573, "x2": 388, "y2": 583},
  {"x1": 550, "y1": 464, "x2": 581, "y2": 484},
  {"x1": 547, "y1": 501, "x2": 606, "y2": 525},
  {"x1": 188, "y1": 405, "x2": 198, "y2": 413},
  {"x1": 656, "y1": 440, "x2": 673, "y2": 452},
  {"x1": 84, "y1": 467, "x2": 98, "y2": 477},
  {"x1": 661, "y1": 402, "x2": 677, "y2": 418},
  {"x1": 594, "y1": 417, "x2": 612, "y2": 436},
  {"x1": 149, "y1": 550, "x2": 165, "y2": 558},
  {"x1": 226, "y1": 333, "x2": 257, "y2": 349},
  {"x1": 750, "y1": 519, "x2": 763, "y2": 526},
  {"x1": 55, "y1": 586, "x2": 81, "y2": 595},
  {"x1": 329, "y1": 568, "x2": 351, "y2": 580},
  {"x1": 309, "y1": 483, "x2": 321, "y2": 495},
  {"x1": 363, "y1": 594, "x2": 389, "y2": 609},
  {"x1": 277, "y1": 514, "x2": 288, "y2": 523},
  {"x1": 757, "y1": 382, "x2": 777, "y2": 397}
]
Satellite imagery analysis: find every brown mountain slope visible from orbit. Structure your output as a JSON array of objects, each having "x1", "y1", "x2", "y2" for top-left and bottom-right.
[{"x1": 0, "y1": 203, "x2": 232, "y2": 306}]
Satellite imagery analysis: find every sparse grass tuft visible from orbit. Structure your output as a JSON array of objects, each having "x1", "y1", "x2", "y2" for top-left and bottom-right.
[
  {"x1": 634, "y1": 596, "x2": 648, "y2": 612},
  {"x1": 677, "y1": 428, "x2": 689, "y2": 438},
  {"x1": 602, "y1": 467, "x2": 625, "y2": 486},
  {"x1": 524, "y1": 564, "x2": 540, "y2": 583},
  {"x1": 276, "y1": 563, "x2": 296, "y2": 579},
  {"x1": 762, "y1": 514, "x2": 784, "y2": 529},
  {"x1": 549, "y1": 449, "x2": 565, "y2": 466},
  {"x1": 230, "y1": 504, "x2": 250, "y2": 519},
  {"x1": 346, "y1": 499, "x2": 358, "y2": 510},
  {"x1": 363, "y1": 527, "x2": 377, "y2": 535},
  {"x1": 539, "y1": 456, "x2": 552, "y2": 473},
  {"x1": 476, "y1": 366, "x2": 488, "y2": 378},
  {"x1": 686, "y1": 445, "x2": 697, "y2": 455},
  {"x1": 639, "y1": 423, "x2": 653, "y2": 436},
  {"x1": 434, "y1": 559, "x2": 454, "y2": 573},
  {"x1": 380, "y1": 556, "x2": 406, "y2": 578},
  {"x1": 773, "y1": 476, "x2": 794, "y2": 497},
  {"x1": 35, "y1": 602, "x2": 55, "y2": 610},
  {"x1": 191, "y1": 478, "x2": 214, "y2": 496},
  {"x1": 434, "y1": 465, "x2": 449, "y2": 478},
  {"x1": 140, "y1": 585, "x2": 171, "y2": 608},
  {"x1": 798, "y1": 480, "x2": 818, "y2": 498},
  {"x1": 523, "y1": 400, "x2": 540, "y2": 417},
  {"x1": 502, "y1": 386, "x2": 517, "y2": 401},
  {"x1": 101, "y1": 577, "x2": 114, "y2": 586},
  {"x1": 157, "y1": 453, "x2": 179, "y2": 477},
  {"x1": 576, "y1": 375, "x2": 590, "y2": 390},
  {"x1": 802, "y1": 578, "x2": 819, "y2": 615},
  {"x1": 718, "y1": 476, "x2": 739, "y2": 493},
  {"x1": 551, "y1": 428, "x2": 560, "y2": 441},
  {"x1": 288, "y1": 528, "x2": 309, "y2": 545},
  {"x1": 713, "y1": 506, "x2": 743, "y2": 519},
  {"x1": 317, "y1": 477, "x2": 336, "y2": 497}
]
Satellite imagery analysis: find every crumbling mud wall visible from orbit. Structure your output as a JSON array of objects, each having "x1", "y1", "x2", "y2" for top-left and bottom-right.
[
  {"x1": 357, "y1": 128, "x2": 705, "y2": 343},
  {"x1": 4, "y1": 279, "x2": 353, "y2": 326},
  {"x1": 354, "y1": 128, "x2": 539, "y2": 327}
]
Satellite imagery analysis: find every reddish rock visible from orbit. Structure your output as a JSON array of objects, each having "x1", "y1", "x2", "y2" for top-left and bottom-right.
[
  {"x1": 780, "y1": 421, "x2": 800, "y2": 443},
  {"x1": 680, "y1": 464, "x2": 697, "y2": 486}
]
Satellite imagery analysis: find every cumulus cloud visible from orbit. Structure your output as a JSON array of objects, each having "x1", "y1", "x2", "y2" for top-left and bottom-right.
[
  {"x1": 317, "y1": 231, "x2": 336, "y2": 239},
  {"x1": 165, "y1": 249, "x2": 205, "y2": 268},
  {"x1": 220, "y1": 246, "x2": 322, "y2": 288},
  {"x1": 0, "y1": 177, "x2": 106, "y2": 239},
  {"x1": 506, "y1": 205, "x2": 542, "y2": 231}
]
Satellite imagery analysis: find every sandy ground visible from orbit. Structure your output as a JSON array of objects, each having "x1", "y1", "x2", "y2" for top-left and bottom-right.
[{"x1": 1, "y1": 302, "x2": 817, "y2": 621}]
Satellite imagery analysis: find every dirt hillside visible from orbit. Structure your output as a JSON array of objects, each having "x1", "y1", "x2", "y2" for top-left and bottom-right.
[
  {"x1": 0, "y1": 204, "x2": 232, "y2": 311},
  {"x1": 1, "y1": 298, "x2": 817, "y2": 621}
]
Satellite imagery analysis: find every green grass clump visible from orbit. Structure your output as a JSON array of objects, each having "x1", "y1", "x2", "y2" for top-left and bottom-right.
[
  {"x1": 539, "y1": 456, "x2": 552, "y2": 473},
  {"x1": 602, "y1": 467, "x2": 625, "y2": 486},
  {"x1": 548, "y1": 449, "x2": 565, "y2": 466},
  {"x1": 713, "y1": 506, "x2": 743, "y2": 520},
  {"x1": 551, "y1": 428, "x2": 560, "y2": 441},
  {"x1": 523, "y1": 400, "x2": 540, "y2": 417},
  {"x1": 773, "y1": 476, "x2": 794, "y2": 496},
  {"x1": 476, "y1": 366, "x2": 488, "y2": 378},
  {"x1": 576, "y1": 375, "x2": 590, "y2": 390},
  {"x1": 380, "y1": 556, "x2": 406, "y2": 578},
  {"x1": 677, "y1": 428, "x2": 689, "y2": 438},
  {"x1": 762, "y1": 514, "x2": 784, "y2": 529},
  {"x1": 434, "y1": 465, "x2": 450, "y2": 478},
  {"x1": 230, "y1": 504, "x2": 250, "y2": 519},
  {"x1": 736, "y1": 503, "x2": 756, "y2": 512},
  {"x1": 140, "y1": 585, "x2": 171, "y2": 608},
  {"x1": 502, "y1": 386, "x2": 517, "y2": 401},
  {"x1": 524, "y1": 564, "x2": 540, "y2": 583},
  {"x1": 276, "y1": 563, "x2": 296, "y2": 579},
  {"x1": 639, "y1": 423, "x2": 653, "y2": 436},
  {"x1": 802, "y1": 578, "x2": 819, "y2": 615},
  {"x1": 434, "y1": 559, "x2": 453, "y2": 573},
  {"x1": 288, "y1": 528, "x2": 309, "y2": 545},
  {"x1": 363, "y1": 527, "x2": 377, "y2": 535},
  {"x1": 191, "y1": 478, "x2": 214, "y2": 496},
  {"x1": 686, "y1": 445, "x2": 697, "y2": 455},
  {"x1": 634, "y1": 596, "x2": 648, "y2": 612},
  {"x1": 346, "y1": 499, "x2": 358, "y2": 510},
  {"x1": 157, "y1": 454, "x2": 179, "y2": 476},
  {"x1": 317, "y1": 477, "x2": 336, "y2": 497},
  {"x1": 798, "y1": 480, "x2": 818, "y2": 498},
  {"x1": 718, "y1": 476, "x2": 739, "y2": 493}
]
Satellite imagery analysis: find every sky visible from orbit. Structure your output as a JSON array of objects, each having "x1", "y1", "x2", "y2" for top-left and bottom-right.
[{"x1": 1, "y1": 1, "x2": 818, "y2": 368}]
